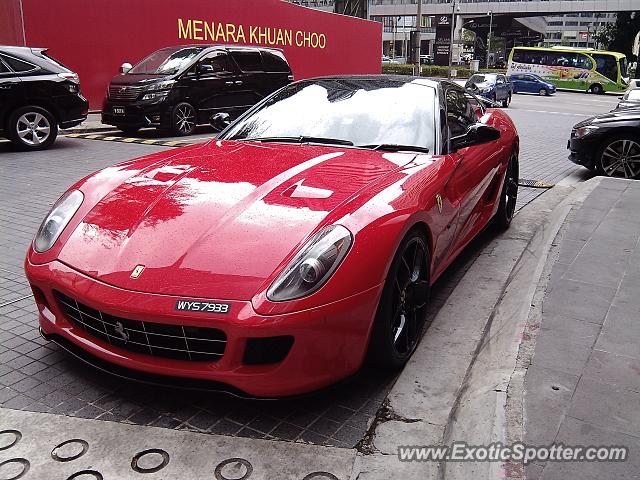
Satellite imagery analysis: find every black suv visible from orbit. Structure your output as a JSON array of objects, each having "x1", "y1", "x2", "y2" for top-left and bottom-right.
[
  {"x1": 0, "y1": 46, "x2": 88, "y2": 150},
  {"x1": 102, "y1": 45, "x2": 293, "y2": 136}
]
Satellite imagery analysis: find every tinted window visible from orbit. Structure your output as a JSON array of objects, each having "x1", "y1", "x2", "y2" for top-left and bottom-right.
[
  {"x1": 231, "y1": 51, "x2": 263, "y2": 72},
  {"x1": 0, "y1": 54, "x2": 37, "y2": 72},
  {"x1": 199, "y1": 52, "x2": 233, "y2": 74},
  {"x1": 0, "y1": 59, "x2": 9, "y2": 74},
  {"x1": 446, "y1": 88, "x2": 477, "y2": 137},
  {"x1": 261, "y1": 51, "x2": 290, "y2": 73},
  {"x1": 592, "y1": 53, "x2": 618, "y2": 81},
  {"x1": 221, "y1": 79, "x2": 437, "y2": 152}
]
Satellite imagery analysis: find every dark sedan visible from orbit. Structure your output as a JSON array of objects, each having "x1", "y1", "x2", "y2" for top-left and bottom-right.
[{"x1": 569, "y1": 109, "x2": 640, "y2": 178}]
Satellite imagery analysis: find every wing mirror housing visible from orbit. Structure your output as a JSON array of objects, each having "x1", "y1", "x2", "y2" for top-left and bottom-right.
[
  {"x1": 197, "y1": 64, "x2": 215, "y2": 75},
  {"x1": 210, "y1": 112, "x2": 231, "y2": 131},
  {"x1": 120, "y1": 62, "x2": 132, "y2": 74},
  {"x1": 451, "y1": 123, "x2": 501, "y2": 151}
]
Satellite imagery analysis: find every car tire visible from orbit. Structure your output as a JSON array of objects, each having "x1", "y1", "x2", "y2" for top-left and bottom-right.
[
  {"x1": 502, "y1": 94, "x2": 511, "y2": 108},
  {"x1": 118, "y1": 126, "x2": 140, "y2": 136},
  {"x1": 171, "y1": 102, "x2": 197, "y2": 136},
  {"x1": 492, "y1": 93, "x2": 497, "y2": 103},
  {"x1": 596, "y1": 134, "x2": 640, "y2": 179},
  {"x1": 493, "y1": 149, "x2": 519, "y2": 231},
  {"x1": 590, "y1": 84, "x2": 604, "y2": 95},
  {"x1": 7, "y1": 106, "x2": 58, "y2": 151},
  {"x1": 539, "y1": 88, "x2": 548, "y2": 96},
  {"x1": 367, "y1": 228, "x2": 430, "y2": 369}
]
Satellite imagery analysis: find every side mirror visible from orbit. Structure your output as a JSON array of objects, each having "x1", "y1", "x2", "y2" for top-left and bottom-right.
[
  {"x1": 210, "y1": 112, "x2": 231, "y2": 131},
  {"x1": 451, "y1": 123, "x2": 500, "y2": 151},
  {"x1": 197, "y1": 64, "x2": 215, "y2": 75},
  {"x1": 120, "y1": 62, "x2": 132, "y2": 74}
]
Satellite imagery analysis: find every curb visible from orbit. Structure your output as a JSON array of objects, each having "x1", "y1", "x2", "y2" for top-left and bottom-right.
[{"x1": 441, "y1": 177, "x2": 603, "y2": 480}]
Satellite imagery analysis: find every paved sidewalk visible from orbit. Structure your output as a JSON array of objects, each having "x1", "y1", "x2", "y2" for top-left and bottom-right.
[
  {"x1": 63, "y1": 113, "x2": 112, "y2": 133},
  {"x1": 524, "y1": 177, "x2": 640, "y2": 479}
]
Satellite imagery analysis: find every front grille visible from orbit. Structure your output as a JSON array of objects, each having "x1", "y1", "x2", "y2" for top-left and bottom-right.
[
  {"x1": 108, "y1": 85, "x2": 143, "y2": 101},
  {"x1": 54, "y1": 291, "x2": 226, "y2": 362}
]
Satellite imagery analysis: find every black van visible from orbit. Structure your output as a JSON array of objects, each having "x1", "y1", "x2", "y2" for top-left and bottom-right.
[
  {"x1": 0, "y1": 46, "x2": 88, "y2": 150},
  {"x1": 102, "y1": 45, "x2": 293, "y2": 136}
]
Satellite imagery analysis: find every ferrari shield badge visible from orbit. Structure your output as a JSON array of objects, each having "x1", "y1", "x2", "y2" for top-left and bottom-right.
[
  {"x1": 436, "y1": 194, "x2": 443, "y2": 213},
  {"x1": 130, "y1": 265, "x2": 145, "y2": 279}
]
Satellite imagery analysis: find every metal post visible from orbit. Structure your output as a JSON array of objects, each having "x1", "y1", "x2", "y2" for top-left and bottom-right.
[
  {"x1": 447, "y1": 1, "x2": 456, "y2": 79},
  {"x1": 486, "y1": 10, "x2": 493, "y2": 69},
  {"x1": 414, "y1": 0, "x2": 422, "y2": 75}
]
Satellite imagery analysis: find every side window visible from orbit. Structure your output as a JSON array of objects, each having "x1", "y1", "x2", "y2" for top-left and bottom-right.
[
  {"x1": 592, "y1": 54, "x2": 618, "y2": 81},
  {"x1": 0, "y1": 53, "x2": 37, "y2": 73},
  {"x1": 199, "y1": 52, "x2": 233, "y2": 74},
  {"x1": 576, "y1": 53, "x2": 593, "y2": 70},
  {"x1": 231, "y1": 51, "x2": 263, "y2": 72},
  {"x1": 0, "y1": 59, "x2": 10, "y2": 74},
  {"x1": 261, "y1": 51, "x2": 290, "y2": 73},
  {"x1": 446, "y1": 89, "x2": 477, "y2": 138},
  {"x1": 496, "y1": 75, "x2": 506, "y2": 84}
]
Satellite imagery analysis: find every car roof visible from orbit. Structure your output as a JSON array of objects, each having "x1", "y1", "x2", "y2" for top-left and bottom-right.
[
  {"x1": 0, "y1": 45, "x2": 47, "y2": 55},
  {"x1": 300, "y1": 74, "x2": 443, "y2": 90},
  {"x1": 167, "y1": 44, "x2": 286, "y2": 54}
]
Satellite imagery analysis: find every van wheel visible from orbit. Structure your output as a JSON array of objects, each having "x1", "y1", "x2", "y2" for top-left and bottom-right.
[
  {"x1": 8, "y1": 106, "x2": 58, "y2": 151},
  {"x1": 590, "y1": 84, "x2": 603, "y2": 95},
  {"x1": 171, "y1": 102, "x2": 196, "y2": 136}
]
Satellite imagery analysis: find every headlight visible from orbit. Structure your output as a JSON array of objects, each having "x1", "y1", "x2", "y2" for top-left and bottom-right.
[
  {"x1": 145, "y1": 80, "x2": 176, "y2": 92},
  {"x1": 572, "y1": 125, "x2": 599, "y2": 139},
  {"x1": 267, "y1": 225, "x2": 352, "y2": 302},
  {"x1": 34, "y1": 190, "x2": 83, "y2": 253},
  {"x1": 142, "y1": 91, "x2": 169, "y2": 101}
]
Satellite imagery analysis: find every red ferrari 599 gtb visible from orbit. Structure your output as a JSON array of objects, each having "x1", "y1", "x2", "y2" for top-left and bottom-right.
[{"x1": 25, "y1": 76, "x2": 518, "y2": 397}]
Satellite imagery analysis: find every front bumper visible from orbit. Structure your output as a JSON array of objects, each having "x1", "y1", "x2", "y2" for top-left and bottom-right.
[
  {"x1": 25, "y1": 258, "x2": 381, "y2": 397},
  {"x1": 568, "y1": 136, "x2": 600, "y2": 169},
  {"x1": 101, "y1": 97, "x2": 172, "y2": 129}
]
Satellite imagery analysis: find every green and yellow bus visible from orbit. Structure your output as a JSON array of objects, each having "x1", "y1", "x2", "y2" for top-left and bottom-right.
[{"x1": 507, "y1": 46, "x2": 627, "y2": 94}]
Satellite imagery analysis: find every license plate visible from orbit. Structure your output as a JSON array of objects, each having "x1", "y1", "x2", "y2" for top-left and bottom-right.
[
  {"x1": 113, "y1": 106, "x2": 125, "y2": 115},
  {"x1": 175, "y1": 299, "x2": 230, "y2": 314}
]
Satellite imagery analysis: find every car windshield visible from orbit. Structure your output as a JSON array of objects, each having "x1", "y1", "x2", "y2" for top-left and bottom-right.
[
  {"x1": 469, "y1": 74, "x2": 496, "y2": 85},
  {"x1": 129, "y1": 47, "x2": 204, "y2": 75},
  {"x1": 627, "y1": 89, "x2": 640, "y2": 101},
  {"x1": 220, "y1": 78, "x2": 437, "y2": 152}
]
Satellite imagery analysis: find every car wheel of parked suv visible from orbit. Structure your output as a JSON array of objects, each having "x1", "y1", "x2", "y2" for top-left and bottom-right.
[
  {"x1": 8, "y1": 106, "x2": 58, "y2": 151},
  {"x1": 171, "y1": 102, "x2": 196, "y2": 136}
]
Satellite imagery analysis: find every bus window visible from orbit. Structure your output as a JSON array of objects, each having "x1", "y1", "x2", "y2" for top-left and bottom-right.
[
  {"x1": 592, "y1": 54, "x2": 618, "y2": 81},
  {"x1": 576, "y1": 53, "x2": 593, "y2": 70}
]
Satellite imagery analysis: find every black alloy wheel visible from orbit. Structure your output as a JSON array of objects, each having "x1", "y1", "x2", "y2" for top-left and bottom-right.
[
  {"x1": 367, "y1": 230, "x2": 430, "y2": 368},
  {"x1": 171, "y1": 102, "x2": 196, "y2": 136},
  {"x1": 494, "y1": 150, "x2": 519, "y2": 231},
  {"x1": 502, "y1": 94, "x2": 511, "y2": 108},
  {"x1": 597, "y1": 136, "x2": 640, "y2": 179}
]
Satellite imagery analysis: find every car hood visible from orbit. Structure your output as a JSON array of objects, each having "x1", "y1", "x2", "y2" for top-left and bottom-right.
[
  {"x1": 59, "y1": 141, "x2": 414, "y2": 299},
  {"x1": 574, "y1": 108, "x2": 640, "y2": 128}
]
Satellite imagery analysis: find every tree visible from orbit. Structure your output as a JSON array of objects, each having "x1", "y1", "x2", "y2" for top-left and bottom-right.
[{"x1": 593, "y1": 12, "x2": 640, "y2": 58}]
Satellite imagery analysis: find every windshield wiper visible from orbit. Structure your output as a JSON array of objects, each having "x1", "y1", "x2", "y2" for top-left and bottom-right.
[
  {"x1": 359, "y1": 144, "x2": 430, "y2": 154},
  {"x1": 241, "y1": 136, "x2": 354, "y2": 146}
]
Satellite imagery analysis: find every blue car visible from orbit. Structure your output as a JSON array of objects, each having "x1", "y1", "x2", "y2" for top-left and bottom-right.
[
  {"x1": 464, "y1": 73, "x2": 512, "y2": 107},
  {"x1": 510, "y1": 73, "x2": 556, "y2": 96}
]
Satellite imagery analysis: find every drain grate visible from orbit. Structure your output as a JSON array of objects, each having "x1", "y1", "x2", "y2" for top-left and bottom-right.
[{"x1": 518, "y1": 179, "x2": 555, "y2": 189}]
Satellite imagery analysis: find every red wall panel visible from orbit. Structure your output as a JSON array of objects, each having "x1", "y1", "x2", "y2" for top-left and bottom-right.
[
  {"x1": 18, "y1": 0, "x2": 382, "y2": 110},
  {"x1": 0, "y1": 0, "x2": 24, "y2": 45}
]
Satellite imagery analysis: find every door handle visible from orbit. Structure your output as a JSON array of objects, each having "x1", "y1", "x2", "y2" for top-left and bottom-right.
[
  {"x1": 225, "y1": 81, "x2": 234, "y2": 86},
  {"x1": 235, "y1": 81, "x2": 243, "y2": 86}
]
